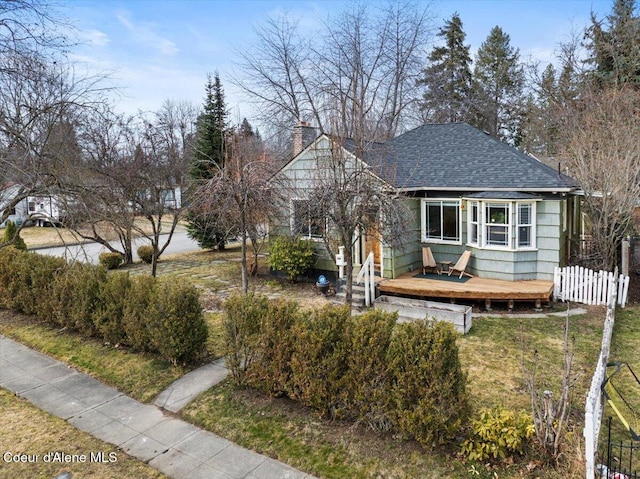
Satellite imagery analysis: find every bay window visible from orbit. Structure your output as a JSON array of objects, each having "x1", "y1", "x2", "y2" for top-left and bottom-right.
[{"x1": 466, "y1": 199, "x2": 536, "y2": 250}]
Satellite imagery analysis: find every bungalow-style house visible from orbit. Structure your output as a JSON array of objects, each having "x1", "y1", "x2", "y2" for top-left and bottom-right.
[{"x1": 274, "y1": 122, "x2": 582, "y2": 284}]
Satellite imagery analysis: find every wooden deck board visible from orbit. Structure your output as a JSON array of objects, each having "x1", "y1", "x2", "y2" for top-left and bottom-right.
[{"x1": 378, "y1": 270, "x2": 553, "y2": 302}]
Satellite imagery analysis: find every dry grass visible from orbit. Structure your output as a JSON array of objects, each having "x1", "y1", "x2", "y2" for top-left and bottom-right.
[
  {"x1": 0, "y1": 388, "x2": 167, "y2": 479},
  {"x1": 20, "y1": 219, "x2": 186, "y2": 249}
]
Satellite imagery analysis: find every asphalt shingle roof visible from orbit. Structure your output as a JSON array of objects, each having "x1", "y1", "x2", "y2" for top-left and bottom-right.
[{"x1": 365, "y1": 123, "x2": 578, "y2": 192}]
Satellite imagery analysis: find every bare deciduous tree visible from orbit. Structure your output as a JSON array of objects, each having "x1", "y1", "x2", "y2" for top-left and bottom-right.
[
  {"x1": 296, "y1": 135, "x2": 411, "y2": 305},
  {"x1": 0, "y1": 52, "x2": 107, "y2": 236},
  {"x1": 560, "y1": 87, "x2": 640, "y2": 270},
  {"x1": 132, "y1": 101, "x2": 197, "y2": 276},
  {"x1": 190, "y1": 126, "x2": 285, "y2": 293},
  {"x1": 234, "y1": 1, "x2": 431, "y2": 143}
]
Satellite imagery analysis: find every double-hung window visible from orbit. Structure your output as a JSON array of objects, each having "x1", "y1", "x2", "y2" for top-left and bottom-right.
[
  {"x1": 291, "y1": 199, "x2": 325, "y2": 239},
  {"x1": 421, "y1": 199, "x2": 461, "y2": 243},
  {"x1": 517, "y1": 203, "x2": 533, "y2": 248},
  {"x1": 466, "y1": 199, "x2": 536, "y2": 250},
  {"x1": 486, "y1": 203, "x2": 510, "y2": 247}
]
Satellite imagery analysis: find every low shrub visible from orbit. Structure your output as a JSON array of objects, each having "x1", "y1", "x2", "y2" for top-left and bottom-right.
[
  {"x1": 49, "y1": 263, "x2": 106, "y2": 336},
  {"x1": 223, "y1": 293, "x2": 269, "y2": 385},
  {"x1": 290, "y1": 305, "x2": 351, "y2": 417},
  {"x1": 93, "y1": 272, "x2": 131, "y2": 344},
  {"x1": 461, "y1": 406, "x2": 535, "y2": 461},
  {"x1": 147, "y1": 282, "x2": 208, "y2": 365},
  {"x1": 341, "y1": 309, "x2": 397, "y2": 430},
  {"x1": 122, "y1": 275, "x2": 157, "y2": 352},
  {"x1": 98, "y1": 252, "x2": 123, "y2": 270},
  {"x1": 137, "y1": 245, "x2": 154, "y2": 264},
  {"x1": 387, "y1": 320, "x2": 470, "y2": 447},
  {"x1": 246, "y1": 298, "x2": 299, "y2": 396},
  {"x1": 0, "y1": 247, "x2": 20, "y2": 307},
  {"x1": 267, "y1": 235, "x2": 315, "y2": 281}
]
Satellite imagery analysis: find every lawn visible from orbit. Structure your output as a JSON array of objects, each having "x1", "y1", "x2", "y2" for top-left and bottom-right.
[
  {"x1": 0, "y1": 388, "x2": 168, "y2": 479},
  {"x1": 0, "y1": 239, "x2": 637, "y2": 479}
]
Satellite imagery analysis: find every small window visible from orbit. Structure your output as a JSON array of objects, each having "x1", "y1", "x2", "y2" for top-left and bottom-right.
[
  {"x1": 468, "y1": 201, "x2": 479, "y2": 245},
  {"x1": 28, "y1": 201, "x2": 35, "y2": 212},
  {"x1": 517, "y1": 203, "x2": 533, "y2": 247}
]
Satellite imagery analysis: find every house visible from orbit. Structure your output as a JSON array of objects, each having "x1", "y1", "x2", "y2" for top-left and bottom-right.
[
  {"x1": 26, "y1": 195, "x2": 67, "y2": 226},
  {"x1": 0, "y1": 183, "x2": 29, "y2": 227},
  {"x1": 274, "y1": 122, "x2": 582, "y2": 284}
]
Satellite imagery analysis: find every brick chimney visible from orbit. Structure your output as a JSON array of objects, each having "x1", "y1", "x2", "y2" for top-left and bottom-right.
[{"x1": 292, "y1": 120, "x2": 317, "y2": 157}]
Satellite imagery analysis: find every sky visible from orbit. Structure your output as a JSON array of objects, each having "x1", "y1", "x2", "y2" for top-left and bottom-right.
[{"x1": 60, "y1": 0, "x2": 615, "y2": 122}]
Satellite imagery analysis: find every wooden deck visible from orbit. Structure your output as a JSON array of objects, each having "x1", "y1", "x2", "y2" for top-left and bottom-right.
[{"x1": 377, "y1": 270, "x2": 554, "y2": 308}]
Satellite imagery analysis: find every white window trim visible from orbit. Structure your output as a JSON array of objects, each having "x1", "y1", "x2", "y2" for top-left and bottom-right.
[
  {"x1": 421, "y1": 198, "x2": 462, "y2": 245},
  {"x1": 290, "y1": 198, "x2": 325, "y2": 241},
  {"x1": 516, "y1": 203, "x2": 536, "y2": 249},
  {"x1": 485, "y1": 201, "x2": 512, "y2": 250},
  {"x1": 465, "y1": 199, "x2": 537, "y2": 251}
]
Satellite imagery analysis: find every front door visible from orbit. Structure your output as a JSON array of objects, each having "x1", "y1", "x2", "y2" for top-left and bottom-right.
[{"x1": 363, "y1": 230, "x2": 381, "y2": 266}]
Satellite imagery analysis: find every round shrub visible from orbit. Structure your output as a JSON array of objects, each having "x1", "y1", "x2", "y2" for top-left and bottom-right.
[
  {"x1": 147, "y1": 282, "x2": 208, "y2": 365},
  {"x1": 461, "y1": 406, "x2": 535, "y2": 461},
  {"x1": 267, "y1": 235, "x2": 315, "y2": 281},
  {"x1": 137, "y1": 245, "x2": 154, "y2": 264},
  {"x1": 98, "y1": 252, "x2": 123, "y2": 270}
]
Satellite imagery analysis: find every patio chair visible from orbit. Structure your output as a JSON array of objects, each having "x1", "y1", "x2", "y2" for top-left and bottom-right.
[
  {"x1": 422, "y1": 247, "x2": 439, "y2": 275},
  {"x1": 448, "y1": 250, "x2": 473, "y2": 279}
]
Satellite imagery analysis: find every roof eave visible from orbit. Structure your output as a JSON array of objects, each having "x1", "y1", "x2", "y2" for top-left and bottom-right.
[{"x1": 395, "y1": 186, "x2": 577, "y2": 194}]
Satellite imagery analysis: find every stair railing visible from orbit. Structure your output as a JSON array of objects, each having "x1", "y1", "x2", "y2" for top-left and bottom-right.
[{"x1": 356, "y1": 251, "x2": 376, "y2": 306}]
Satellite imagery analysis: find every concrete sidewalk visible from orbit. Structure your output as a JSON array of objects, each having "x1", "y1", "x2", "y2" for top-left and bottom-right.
[
  {"x1": 154, "y1": 357, "x2": 228, "y2": 413},
  {"x1": 0, "y1": 335, "x2": 314, "y2": 479}
]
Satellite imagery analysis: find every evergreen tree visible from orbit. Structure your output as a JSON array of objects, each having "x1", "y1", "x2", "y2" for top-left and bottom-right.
[
  {"x1": 190, "y1": 73, "x2": 228, "y2": 178},
  {"x1": 419, "y1": 13, "x2": 473, "y2": 123},
  {"x1": 472, "y1": 26, "x2": 525, "y2": 144},
  {"x1": 187, "y1": 73, "x2": 231, "y2": 250},
  {"x1": 586, "y1": 0, "x2": 640, "y2": 88},
  {"x1": 2, "y1": 220, "x2": 27, "y2": 251}
]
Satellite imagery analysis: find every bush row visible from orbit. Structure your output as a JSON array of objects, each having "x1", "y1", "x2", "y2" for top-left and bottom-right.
[
  {"x1": 222, "y1": 294, "x2": 470, "y2": 446},
  {"x1": 0, "y1": 248, "x2": 207, "y2": 365}
]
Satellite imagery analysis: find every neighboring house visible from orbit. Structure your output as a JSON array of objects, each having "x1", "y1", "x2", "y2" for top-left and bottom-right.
[
  {"x1": 0, "y1": 183, "x2": 29, "y2": 227},
  {"x1": 26, "y1": 195, "x2": 68, "y2": 226},
  {"x1": 274, "y1": 122, "x2": 582, "y2": 282}
]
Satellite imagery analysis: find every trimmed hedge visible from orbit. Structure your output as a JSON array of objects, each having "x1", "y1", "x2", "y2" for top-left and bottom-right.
[
  {"x1": 222, "y1": 293, "x2": 470, "y2": 446},
  {"x1": 0, "y1": 249, "x2": 207, "y2": 365},
  {"x1": 137, "y1": 245, "x2": 154, "y2": 264},
  {"x1": 99, "y1": 252, "x2": 123, "y2": 270}
]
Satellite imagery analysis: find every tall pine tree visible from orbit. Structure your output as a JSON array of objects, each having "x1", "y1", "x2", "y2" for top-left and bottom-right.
[
  {"x1": 586, "y1": 0, "x2": 640, "y2": 88},
  {"x1": 419, "y1": 13, "x2": 473, "y2": 123},
  {"x1": 472, "y1": 26, "x2": 525, "y2": 144},
  {"x1": 187, "y1": 73, "x2": 231, "y2": 250}
]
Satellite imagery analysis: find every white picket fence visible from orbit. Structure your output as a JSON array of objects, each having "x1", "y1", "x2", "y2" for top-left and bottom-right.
[
  {"x1": 583, "y1": 292, "x2": 617, "y2": 479},
  {"x1": 553, "y1": 266, "x2": 630, "y2": 308}
]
